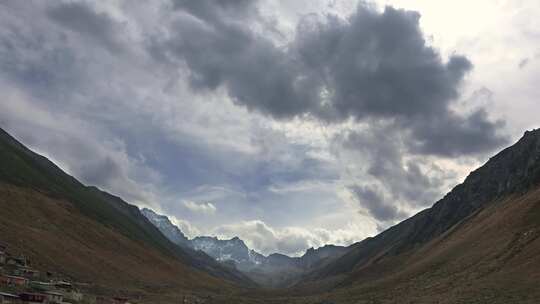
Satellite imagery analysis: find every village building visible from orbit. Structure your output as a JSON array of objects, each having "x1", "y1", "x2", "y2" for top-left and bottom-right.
[
  {"x1": 43, "y1": 291, "x2": 63, "y2": 304},
  {"x1": 18, "y1": 293, "x2": 46, "y2": 304},
  {"x1": 0, "y1": 275, "x2": 28, "y2": 287},
  {"x1": 0, "y1": 292, "x2": 21, "y2": 304},
  {"x1": 15, "y1": 268, "x2": 39, "y2": 280},
  {"x1": 28, "y1": 282, "x2": 53, "y2": 292},
  {"x1": 53, "y1": 281, "x2": 71, "y2": 291},
  {"x1": 0, "y1": 252, "x2": 6, "y2": 265}
]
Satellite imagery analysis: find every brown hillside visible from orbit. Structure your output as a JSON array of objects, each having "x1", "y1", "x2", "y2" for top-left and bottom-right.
[
  {"x1": 0, "y1": 182, "x2": 236, "y2": 299},
  {"x1": 308, "y1": 184, "x2": 540, "y2": 303}
]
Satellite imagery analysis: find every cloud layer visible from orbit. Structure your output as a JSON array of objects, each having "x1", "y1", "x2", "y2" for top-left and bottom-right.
[
  {"x1": 157, "y1": 1, "x2": 506, "y2": 156},
  {"x1": 0, "y1": 0, "x2": 522, "y2": 256},
  {"x1": 183, "y1": 201, "x2": 217, "y2": 214},
  {"x1": 213, "y1": 219, "x2": 374, "y2": 256}
]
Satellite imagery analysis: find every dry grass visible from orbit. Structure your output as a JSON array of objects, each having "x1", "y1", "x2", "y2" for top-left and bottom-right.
[
  {"x1": 2, "y1": 182, "x2": 539, "y2": 303},
  {"x1": 318, "y1": 186, "x2": 540, "y2": 303},
  {"x1": 0, "y1": 183, "x2": 239, "y2": 300}
]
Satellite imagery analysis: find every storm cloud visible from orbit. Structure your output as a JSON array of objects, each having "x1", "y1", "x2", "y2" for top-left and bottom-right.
[
  {"x1": 47, "y1": 2, "x2": 125, "y2": 53},
  {"x1": 349, "y1": 185, "x2": 406, "y2": 222},
  {"x1": 156, "y1": 1, "x2": 506, "y2": 156}
]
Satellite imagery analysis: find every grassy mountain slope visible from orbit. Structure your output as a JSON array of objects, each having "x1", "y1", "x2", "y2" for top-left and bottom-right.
[
  {"x1": 3, "y1": 123, "x2": 540, "y2": 303},
  {"x1": 0, "y1": 183, "x2": 233, "y2": 296},
  {"x1": 278, "y1": 129, "x2": 540, "y2": 302},
  {"x1": 317, "y1": 185, "x2": 540, "y2": 303},
  {"x1": 304, "y1": 129, "x2": 540, "y2": 283},
  {"x1": 0, "y1": 128, "x2": 253, "y2": 297}
]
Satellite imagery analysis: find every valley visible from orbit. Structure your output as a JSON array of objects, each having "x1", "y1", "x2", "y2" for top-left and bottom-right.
[{"x1": 1, "y1": 127, "x2": 540, "y2": 303}]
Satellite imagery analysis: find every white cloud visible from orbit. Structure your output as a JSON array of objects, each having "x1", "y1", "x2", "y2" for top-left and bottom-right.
[
  {"x1": 212, "y1": 219, "x2": 376, "y2": 256},
  {"x1": 169, "y1": 216, "x2": 201, "y2": 239},
  {"x1": 183, "y1": 200, "x2": 217, "y2": 215}
]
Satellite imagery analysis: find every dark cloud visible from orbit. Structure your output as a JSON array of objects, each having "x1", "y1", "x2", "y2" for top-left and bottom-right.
[
  {"x1": 47, "y1": 2, "x2": 124, "y2": 53},
  {"x1": 408, "y1": 109, "x2": 507, "y2": 157},
  {"x1": 294, "y1": 7, "x2": 472, "y2": 121},
  {"x1": 155, "y1": 1, "x2": 506, "y2": 156},
  {"x1": 341, "y1": 125, "x2": 448, "y2": 208},
  {"x1": 79, "y1": 156, "x2": 124, "y2": 186},
  {"x1": 349, "y1": 185, "x2": 406, "y2": 222},
  {"x1": 152, "y1": 0, "x2": 314, "y2": 119}
]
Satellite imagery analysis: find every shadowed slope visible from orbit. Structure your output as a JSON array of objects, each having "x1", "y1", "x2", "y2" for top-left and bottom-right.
[
  {"x1": 317, "y1": 185, "x2": 540, "y2": 303},
  {"x1": 0, "y1": 128, "x2": 254, "y2": 296},
  {"x1": 305, "y1": 129, "x2": 540, "y2": 284}
]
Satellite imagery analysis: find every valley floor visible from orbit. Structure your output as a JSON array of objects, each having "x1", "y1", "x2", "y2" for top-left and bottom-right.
[{"x1": 2, "y1": 182, "x2": 539, "y2": 304}]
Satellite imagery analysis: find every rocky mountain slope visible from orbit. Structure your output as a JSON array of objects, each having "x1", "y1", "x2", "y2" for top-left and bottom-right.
[
  {"x1": 282, "y1": 129, "x2": 540, "y2": 303},
  {"x1": 190, "y1": 236, "x2": 264, "y2": 266},
  {"x1": 141, "y1": 208, "x2": 190, "y2": 247}
]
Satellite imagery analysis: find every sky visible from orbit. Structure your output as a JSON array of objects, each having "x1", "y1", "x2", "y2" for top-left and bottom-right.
[{"x1": 0, "y1": 0, "x2": 539, "y2": 256}]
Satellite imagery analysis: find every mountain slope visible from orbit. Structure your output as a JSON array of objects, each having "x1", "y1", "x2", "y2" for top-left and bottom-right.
[
  {"x1": 141, "y1": 208, "x2": 190, "y2": 247},
  {"x1": 0, "y1": 128, "x2": 253, "y2": 296},
  {"x1": 316, "y1": 183, "x2": 540, "y2": 303},
  {"x1": 291, "y1": 129, "x2": 540, "y2": 302}
]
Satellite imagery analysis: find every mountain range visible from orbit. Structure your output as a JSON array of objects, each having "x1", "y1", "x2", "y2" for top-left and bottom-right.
[
  {"x1": 1, "y1": 126, "x2": 540, "y2": 303},
  {"x1": 141, "y1": 207, "x2": 348, "y2": 287}
]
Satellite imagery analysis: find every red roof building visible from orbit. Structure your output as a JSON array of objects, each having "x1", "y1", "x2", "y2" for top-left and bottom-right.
[{"x1": 0, "y1": 275, "x2": 29, "y2": 287}]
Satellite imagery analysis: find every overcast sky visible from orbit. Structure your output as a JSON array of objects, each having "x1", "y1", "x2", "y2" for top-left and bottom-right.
[{"x1": 1, "y1": 0, "x2": 539, "y2": 256}]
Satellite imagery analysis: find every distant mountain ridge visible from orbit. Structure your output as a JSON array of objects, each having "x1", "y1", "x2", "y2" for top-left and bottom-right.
[{"x1": 141, "y1": 207, "x2": 349, "y2": 287}]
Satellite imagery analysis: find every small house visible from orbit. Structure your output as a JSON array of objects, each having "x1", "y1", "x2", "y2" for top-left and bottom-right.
[
  {"x1": 18, "y1": 268, "x2": 39, "y2": 279},
  {"x1": 18, "y1": 293, "x2": 46, "y2": 304},
  {"x1": 53, "y1": 281, "x2": 72, "y2": 291},
  {"x1": 0, "y1": 292, "x2": 21, "y2": 304},
  {"x1": 0, "y1": 275, "x2": 29, "y2": 287},
  {"x1": 28, "y1": 281, "x2": 54, "y2": 292},
  {"x1": 44, "y1": 292, "x2": 63, "y2": 304}
]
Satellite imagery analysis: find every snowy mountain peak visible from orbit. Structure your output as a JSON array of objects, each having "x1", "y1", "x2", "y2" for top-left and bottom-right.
[
  {"x1": 141, "y1": 208, "x2": 350, "y2": 283},
  {"x1": 141, "y1": 208, "x2": 190, "y2": 247}
]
